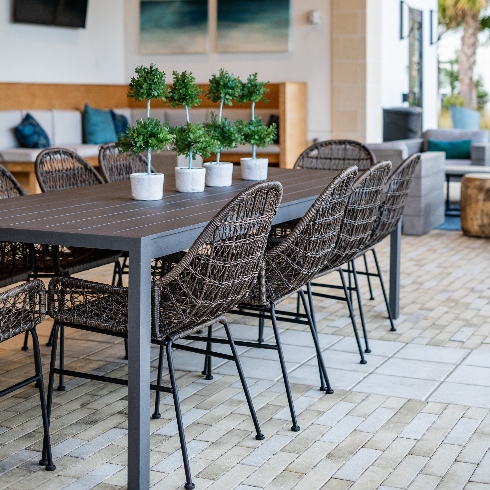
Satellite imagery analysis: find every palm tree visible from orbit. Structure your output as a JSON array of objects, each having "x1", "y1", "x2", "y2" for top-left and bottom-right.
[{"x1": 439, "y1": 0, "x2": 488, "y2": 108}]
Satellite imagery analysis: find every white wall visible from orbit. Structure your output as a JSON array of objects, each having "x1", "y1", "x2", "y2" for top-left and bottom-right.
[
  {"x1": 380, "y1": 0, "x2": 438, "y2": 137},
  {"x1": 124, "y1": 0, "x2": 331, "y2": 143},
  {"x1": 0, "y1": 1, "x2": 126, "y2": 84}
]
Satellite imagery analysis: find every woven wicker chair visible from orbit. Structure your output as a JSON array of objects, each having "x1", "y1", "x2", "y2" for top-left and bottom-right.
[
  {"x1": 32, "y1": 148, "x2": 122, "y2": 366},
  {"x1": 199, "y1": 166, "x2": 359, "y2": 430},
  {"x1": 0, "y1": 280, "x2": 55, "y2": 471},
  {"x1": 98, "y1": 143, "x2": 152, "y2": 183},
  {"x1": 305, "y1": 161, "x2": 392, "y2": 373},
  {"x1": 353, "y1": 153, "x2": 421, "y2": 332},
  {"x1": 45, "y1": 181, "x2": 283, "y2": 490},
  {"x1": 0, "y1": 165, "x2": 34, "y2": 287}
]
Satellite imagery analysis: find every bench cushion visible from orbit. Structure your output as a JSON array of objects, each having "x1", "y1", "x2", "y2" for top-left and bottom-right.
[
  {"x1": 14, "y1": 113, "x2": 50, "y2": 148},
  {"x1": 53, "y1": 110, "x2": 83, "y2": 146}
]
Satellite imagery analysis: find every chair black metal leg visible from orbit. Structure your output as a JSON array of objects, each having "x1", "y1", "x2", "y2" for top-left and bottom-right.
[
  {"x1": 152, "y1": 344, "x2": 165, "y2": 419},
  {"x1": 347, "y1": 261, "x2": 353, "y2": 303},
  {"x1": 166, "y1": 341, "x2": 195, "y2": 490},
  {"x1": 222, "y1": 321, "x2": 264, "y2": 440},
  {"x1": 299, "y1": 290, "x2": 333, "y2": 394},
  {"x1": 372, "y1": 249, "x2": 396, "y2": 332},
  {"x1": 305, "y1": 282, "x2": 325, "y2": 390},
  {"x1": 57, "y1": 325, "x2": 65, "y2": 391},
  {"x1": 124, "y1": 338, "x2": 128, "y2": 360},
  {"x1": 202, "y1": 325, "x2": 213, "y2": 380},
  {"x1": 116, "y1": 260, "x2": 123, "y2": 287},
  {"x1": 22, "y1": 331, "x2": 29, "y2": 351},
  {"x1": 270, "y1": 305, "x2": 300, "y2": 432},
  {"x1": 46, "y1": 322, "x2": 60, "y2": 422},
  {"x1": 31, "y1": 329, "x2": 56, "y2": 471},
  {"x1": 111, "y1": 262, "x2": 118, "y2": 287},
  {"x1": 46, "y1": 324, "x2": 54, "y2": 347},
  {"x1": 339, "y1": 269, "x2": 366, "y2": 364},
  {"x1": 258, "y1": 311, "x2": 265, "y2": 343},
  {"x1": 350, "y1": 260, "x2": 371, "y2": 353},
  {"x1": 295, "y1": 293, "x2": 301, "y2": 320},
  {"x1": 363, "y1": 253, "x2": 375, "y2": 300}
]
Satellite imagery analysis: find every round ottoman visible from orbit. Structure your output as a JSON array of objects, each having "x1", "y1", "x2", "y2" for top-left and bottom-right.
[{"x1": 461, "y1": 173, "x2": 490, "y2": 237}]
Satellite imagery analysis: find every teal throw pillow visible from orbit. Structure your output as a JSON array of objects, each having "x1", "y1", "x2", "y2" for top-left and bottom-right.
[
  {"x1": 83, "y1": 104, "x2": 117, "y2": 144},
  {"x1": 427, "y1": 139, "x2": 472, "y2": 159},
  {"x1": 111, "y1": 110, "x2": 129, "y2": 139},
  {"x1": 14, "y1": 113, "x2": 50, "y2": 148}
]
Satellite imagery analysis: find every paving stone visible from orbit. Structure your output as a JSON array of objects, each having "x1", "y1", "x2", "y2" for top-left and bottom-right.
[
  {"x1": 437, "y1": 461, "x2": 477, "y2": 489},
  {"x1": 155, "y1": 408, "x2": 208, "y2": 437},
  {"x1": 314, "y1": 401, "x2": 356, "y2": 427},
  {"x1": 333, "y1": 447, "x2": 382, "y2": 481},
  {"x1": 407, "y1": 473, "x2": 441, "y2": 490},
  {"x1": 457, "y1": 433, "x2": 490, "y2": 464},
  {"x1": 68, "y1": 428, "x2": 127, "y2": 459},
  {"x1": 398, "y1": 412, "x2": 438, "y2": 440},
  {"x1": 470, "y1": 450, "x2": 490, "y2": 483},
  {"x1": 381, "y1": 454, "x2": 429, "y2": 488},
  {"x1": 62, "y1": 463, "x2": 124, "y2": 490},
  {"x1": 152, "y1": 440, "x2": 210, "y2": 473},
  {"x1": 429, "y1": 383, "x2": 490, "y2": 409},
  {"x1": 240, "y1": 434, "x2": 292, "y2": 467},
  {"x1": 421, "y1": 443, "x2": 462, "y2": 477},
  {"x1": 320, "y1": 416, "x2": 364, "y2": 443},
  {"x1": 444, "y1": 417, "x2": 482, "y2": 445}
]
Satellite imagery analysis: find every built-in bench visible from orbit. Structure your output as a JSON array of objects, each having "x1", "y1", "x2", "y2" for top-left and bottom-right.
[{"x1": 0, "y1": 82, "x2": 307, "y2": 193}]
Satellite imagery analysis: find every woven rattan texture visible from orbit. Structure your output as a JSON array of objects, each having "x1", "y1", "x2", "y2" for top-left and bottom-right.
[
  {"x1": 35, "y1": 147, "x2": 104, "y2": 192},
  {"x1": 314, "y1": 161, "x2": 392, "y2": 278},
  {"x1": 294, "y1": 140, "x2": 376, "y2": 171},
  {"x1": 48, "y1": 181, "x2": 283, "y2": 341},
  {"x1": 0, "y1": 280, "x2": 46, "y2": 342},
  {"x1": 98, "y1": 143, "x2": 150, "y2": 183},
  {"x1": 0, "y1": 165, "x2": 33, "y2": 287},
  {"x1": 366, "y1": 153, "x2": 421, "y2": 249},
  {"x1": 243, "y1": 167, "x2": 359, "y2": 306}
]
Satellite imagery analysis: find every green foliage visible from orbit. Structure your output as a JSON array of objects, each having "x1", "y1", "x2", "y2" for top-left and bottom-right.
[
  {"x1": 207, "y1": 69, "x2": 242, "y2": 107},
  {"x1": 237, "y1": 118, "x2": 277, "y2": 148},
  {"x1": 238, "y1": 73, "x2": 269, "y2": 104},
  {"x1": 171, "y1": 123, "x2": 220, "y2": 166},
  {"x1": 116, "y1": 118, "x2": 174, "y2": 155},
  {"x1": 127, "y1": 64, "x2": 168, "y2": 102},
  {"x1": 442, "y1": 93, "x2": 466, "y2": 109},
  {"x1": 441, "y1": 58, "x2": 459, "y2": 95},
  {"x1": 475, "y1": 75, "x2": 489, "y2": 110},
  {"x1": 166, "y1": 71, "x2": 202, "y2": 109},
  {"x1": 204, "y1": 112, "x2": 240, "y2": 151}
]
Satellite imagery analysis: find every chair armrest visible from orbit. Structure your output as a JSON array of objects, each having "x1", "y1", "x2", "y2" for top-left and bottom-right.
[
  {"x1": 471, "y1": 143, "x2": 490, "y2": 166},
  {"x1": 0, "y1": 279, "x2": 46, "y2": 342}
]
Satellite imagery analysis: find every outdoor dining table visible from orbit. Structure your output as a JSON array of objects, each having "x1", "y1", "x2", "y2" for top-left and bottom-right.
[{"x1": 0, "y1": 167, "x2": 402, "y2": 488}]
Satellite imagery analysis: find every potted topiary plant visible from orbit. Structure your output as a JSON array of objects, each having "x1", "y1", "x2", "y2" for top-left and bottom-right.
[
  {"x1": 167, "y1": 70, "x2": 219, "y2": 192},
  {"x1": 237, "y1": 73, "x2": 277, "y2": 181},
  {"x1": 203, "y1": 69, "x2": 242, "y2": 187},
  {"x1": 117, "y1": 64, "x2": 174, "y2": 200}
]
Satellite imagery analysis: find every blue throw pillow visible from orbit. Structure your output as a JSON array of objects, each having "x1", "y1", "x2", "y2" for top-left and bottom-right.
[
  {"x1": 14, "y1": 113, "x2": 50, "y2": 148},
  {"x1": 427, "y1": 139, "x2": 472, "y2": 159},
  {"x1": 83, "y1": 104, "x2": 117, "y2": 144},
  {"x1": 111, "y1": 110, "x2": 129, "y2": 139}
]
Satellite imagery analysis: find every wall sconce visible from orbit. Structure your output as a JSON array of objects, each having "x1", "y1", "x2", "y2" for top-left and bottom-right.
[
  {"x1": 430, "y1": 9, "x2": 438, "y2": 45},
  {"x1": 307, "y1": 10, "x2": 322, "y2": 25},
  {"x1": 400, "y1": 0, "x2": 410, "y2": 39}
]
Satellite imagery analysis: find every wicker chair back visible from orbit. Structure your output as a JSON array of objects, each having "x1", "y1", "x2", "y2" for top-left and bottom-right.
[
  {"x1": 327, "y1": 160, "x2": 392, "y2": 269},
  {"x1": 98, "y1": 143, "x2": 150, "y2": 183},
  {"x1": 294, "y1": 140, "x2": 376, "y2": 171},
  {"x1": 367, "y1": 153, "x2": 421, "y2": 247},
  {"x1": 0, "y1": 164, "x2": 26, "y2": 198},
  {"x1": 152, "y1": 181, "x2": 284, "y2": 340},
  {"x1": 246, "y1": 166, "x2": 359, "y2": 305},
  {"x1": 35, "y1": 148, "x2": 104, "y2": 192}
]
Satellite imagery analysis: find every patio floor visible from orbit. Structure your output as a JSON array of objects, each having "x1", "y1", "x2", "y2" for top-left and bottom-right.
[{"x1": 0, "y1": 227, "x2": 489, "y2": 489}]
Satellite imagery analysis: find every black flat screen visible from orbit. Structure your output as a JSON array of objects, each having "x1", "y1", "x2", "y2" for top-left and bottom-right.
[{"x1": 13, "y1": 0, "x2": 88, "y2": 28}]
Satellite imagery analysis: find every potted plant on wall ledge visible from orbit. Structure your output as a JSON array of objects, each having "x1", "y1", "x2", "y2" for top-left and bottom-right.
[
  {"x1": 237, "y1": 73, "x2": 277, "y2": 180},
  {"x1": 168, "y1": 71, "x2": 219, "y2": 192},
  {"x1": 203, "y1": 69, "x2": 242, "y2": 187},
  {"x1": 117, "y1": 64, "x2": 174, "y2": 200}
]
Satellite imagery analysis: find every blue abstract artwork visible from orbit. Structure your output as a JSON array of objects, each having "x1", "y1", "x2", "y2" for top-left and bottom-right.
[
  {"x1": 140, "y1": 0, "x2": 208, "y2": 54},
  {"x1": 217, "y1": 0, "x2": 290, "y2": 53}
]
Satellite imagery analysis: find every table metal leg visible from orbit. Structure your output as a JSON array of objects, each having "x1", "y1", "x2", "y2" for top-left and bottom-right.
[
  {"x1": 127, "y1": 246, "x2": 152, "y2": 489},
  {"x1": 389, "y1": 220, "x2": 401, "y2": 320}
]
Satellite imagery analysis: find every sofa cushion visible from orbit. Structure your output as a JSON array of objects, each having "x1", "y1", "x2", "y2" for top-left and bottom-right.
[
  {"x1": 110, "y1": 110, "x2": 129, "y2": 139},
  {"x1": 68, "y1": 144, "x2": 100, "y2": 159},
  {"x1": 0, "y1": 110, "x2": 23, "y2": 149},
  {"x1": 14, "y1": 113, "x2": 51, "y2": 148},
  {"x1": 52, "y1": 110, "x2": 83, "y2": 146},
  {"x1": 427, "y1": 139, "x2": 472, "y2": 159},
  {"x1": 0, "y1": 147, "x2": 43, "y2": 162},
  {"x1": 83, "y1": 104, "x2": 117, "y2": 145},
  {"x1": 423, "y1": 129, "x2": 489, "y2": 151}
]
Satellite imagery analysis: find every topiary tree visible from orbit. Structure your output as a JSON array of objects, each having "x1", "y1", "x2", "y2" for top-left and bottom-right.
[
  {"x1": 236, "y1": 73, "x2": 276, "y2": 159},
  {"x1": 117, "y1": 64, "x2": 173, "y2": 174},
  {"x1": 167, "y1": 70, "x2": 202, "y2": 124},
  {"x1": 203, "y1": 113, "x2": 241, "y2": 165}
]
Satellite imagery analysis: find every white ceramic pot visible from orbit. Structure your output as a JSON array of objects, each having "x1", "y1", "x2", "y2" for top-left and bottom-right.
[
  {"x1": 203, "y1": 162, "x2": 234, "y2": 187},
  {"x1": 130, "y1": 173, "x2": 164, "y2": 200},
  {"x1": 240, "y1": 158, "x2": 268, "y2": 181},
  {"x1": 175, "y1": 167, "x2": 206, "y2": 193}
]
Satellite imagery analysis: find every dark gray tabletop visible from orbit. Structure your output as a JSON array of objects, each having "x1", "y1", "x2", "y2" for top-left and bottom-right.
[{"x1": 0, "y1": 168, "x2": 339, "y2": 256}]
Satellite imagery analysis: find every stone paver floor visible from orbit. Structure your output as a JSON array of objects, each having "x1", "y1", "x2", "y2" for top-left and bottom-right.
[{"x1": 0, "y1": 228, "x2": 489, "y2": 489}]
